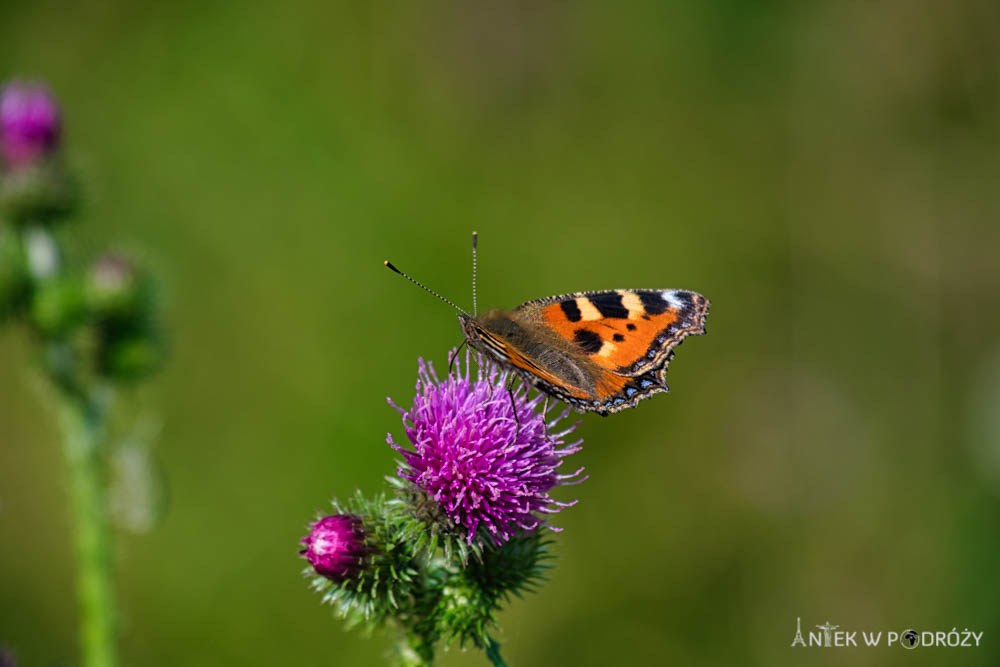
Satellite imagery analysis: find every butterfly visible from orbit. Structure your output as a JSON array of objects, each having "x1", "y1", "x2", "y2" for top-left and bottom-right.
[{"x1": 385, "y1": 233, "x2": 709, "y2": 415}]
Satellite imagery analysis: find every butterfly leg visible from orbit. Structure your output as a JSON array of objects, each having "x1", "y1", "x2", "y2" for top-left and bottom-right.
[
  {"x1": 448, "y1": 339, "x2": 468, "y2": 377},
  {"x1": 506, "y1": 374, "x2": 520, "y2": 442},
  {"x1": 541, "y1": 394, "x2": 550, "y2": 437}
]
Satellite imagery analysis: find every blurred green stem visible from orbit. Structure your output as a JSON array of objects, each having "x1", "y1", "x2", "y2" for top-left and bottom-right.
[
  {"x1": 58, "y1": 390, "x2": 118, "y2": 667},
  {"x1": 395, "y1": 629, "x2": 434, "y2": 667},
  {"x1": 484, "y1": 636, "x2": 506, "y2": 667}
]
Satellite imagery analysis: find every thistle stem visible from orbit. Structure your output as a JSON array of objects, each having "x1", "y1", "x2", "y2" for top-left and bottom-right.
[
  {"x1": 395, "y1": 627, "x2": 435, "y2": 667},
  {"x1": 58, "y1": 393, "x2": 118, "y2": 667}
]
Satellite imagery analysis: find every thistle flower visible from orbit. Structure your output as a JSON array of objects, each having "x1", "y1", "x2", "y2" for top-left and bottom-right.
[
  {"x1": 300, "y1": 514, "x2": 370, "y2": 582},
  {"x1": 1, "y1": 81, "x2": 61, "y2": 168},
  {"x1": 387, "y1": 349, "x2": 585, "y2": 546},
  {"x1": 0, "y1": 81, "x2": 74, "y2": 224}
]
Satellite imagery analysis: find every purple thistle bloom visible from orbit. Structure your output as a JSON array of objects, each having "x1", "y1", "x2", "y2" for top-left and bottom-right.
[
  {"x1": 1, "y1": 81, "x2": 61, "y2": 168},
  {"x1": 300, "y1": 514, "x2": 370, "y2": 582},
  {"x1": 387, "y1": 349, "x2": 585, "y2": 546}
]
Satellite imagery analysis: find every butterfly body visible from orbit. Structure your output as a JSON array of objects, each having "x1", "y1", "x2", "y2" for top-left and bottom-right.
[{"x1": 459, "y1": 288, "x2": 709, "y2": 415}]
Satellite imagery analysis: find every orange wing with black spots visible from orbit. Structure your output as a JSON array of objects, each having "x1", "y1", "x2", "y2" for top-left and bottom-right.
[
  {"x1": 526, "y1": 289, "x2": 709, "y2": 376},
  {"x1": 493, "y1": 289, "x2": 711, "y2": 414},
  {"x1": 462, "y1": 289, "x2": 709, "y2": 414}
]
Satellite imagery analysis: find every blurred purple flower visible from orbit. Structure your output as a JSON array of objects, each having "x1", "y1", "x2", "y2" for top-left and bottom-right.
[
  {"x1": 387, "y1": 349, "x2": 585, "y2": 546},
  {"x1": 1, "y1": 81, "x2": 61, "y2": 168},
  {"x1": 300, "y1": 514, "x2": 369, "y2": 582}
]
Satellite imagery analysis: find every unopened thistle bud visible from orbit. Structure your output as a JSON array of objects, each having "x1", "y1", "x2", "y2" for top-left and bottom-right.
[
  {"x1": 86, "y1": 253, "x2": 143, "y2": 320},
  {"x1": 300, "y1": 514, "x2": 370, "y2": 582},
  {"x1": 100, "y1": 334, "x2": 163, "y2": 381},
  {"x1": 30, "y1": 276, "x2": 86, "y2": 336}
]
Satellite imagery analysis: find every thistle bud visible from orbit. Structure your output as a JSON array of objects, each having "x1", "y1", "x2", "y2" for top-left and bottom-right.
[
  {"x1": 30, "y1": 276, "x2": 86, "y2": 335},
  {"x1": 100, "y1": 334, "x2": 163, "y2": 381},
  {"x1": 300, "y1": 514, "x2": 370, "y2": 582},
  {"x1": 85, "y1": 253, "x2": 143, "y2": 320}
]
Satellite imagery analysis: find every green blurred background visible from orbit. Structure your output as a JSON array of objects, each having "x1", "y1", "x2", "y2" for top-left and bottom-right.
[{"x1": 2, "y1": 1, "x2": 999, "y2": 665}]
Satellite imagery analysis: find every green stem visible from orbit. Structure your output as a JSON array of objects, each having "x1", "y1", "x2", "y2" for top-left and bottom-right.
[
  {"x1": 58, "y1": 395, "x2": 118, "y2": 667},
  {"x1": 394, "y1": 627, "x2": 435, "y2": 667},
  {"x1": 484, "y1": 635, "x2": 506, "y2": 667}
]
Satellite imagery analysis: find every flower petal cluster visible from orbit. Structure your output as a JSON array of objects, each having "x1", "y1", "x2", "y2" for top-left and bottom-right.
[
  {"x1": 300, "y1": 514, "x2": 370, "y2": 582},
  {"x1": 388, "y1": 350, "x2": 585, "y2": 545}
]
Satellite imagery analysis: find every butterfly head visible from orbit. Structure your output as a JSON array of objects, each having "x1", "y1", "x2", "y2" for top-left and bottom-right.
[
  {"x1": 458, "y1": 312, "x2": 485, "y2": 347},
  {"x1": 457, "y1": 311, "x2": 520, "y2": 369},
  {"x1": 458, "y1": 313, "x2": 491, "y2": 354}
]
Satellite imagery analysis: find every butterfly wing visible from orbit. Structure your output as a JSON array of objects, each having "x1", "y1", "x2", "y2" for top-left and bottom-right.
[
  {"x1": 461, "y1": 312, "x2": 601, "y2": 404},
  {"x1": 516, "y1": 289, "x2": 709, "y2": 413}
]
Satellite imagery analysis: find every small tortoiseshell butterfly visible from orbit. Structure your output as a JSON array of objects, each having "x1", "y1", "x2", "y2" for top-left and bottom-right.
[{"x1": 385, "y1": 233, "x2": 709, "y2": 415}]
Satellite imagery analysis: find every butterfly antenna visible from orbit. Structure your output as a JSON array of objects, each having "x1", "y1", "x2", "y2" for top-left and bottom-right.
[
  {"x1": 471, "y1": 231, "x2": 479, "y2": 317},
  {"x1": 384, "y1": 260, "x2": 470, "y2": 316}
]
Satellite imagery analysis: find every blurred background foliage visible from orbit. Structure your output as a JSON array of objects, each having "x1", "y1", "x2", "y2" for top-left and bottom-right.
[{"x1": 2, "y1": 0, "x2": 999, "y2": 665}]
